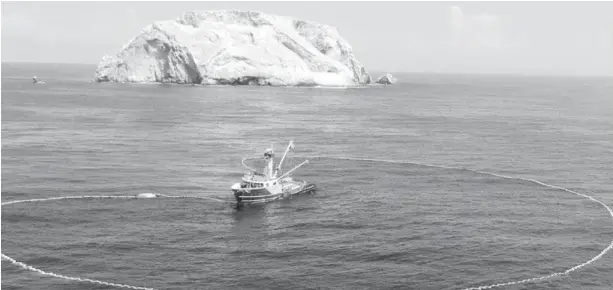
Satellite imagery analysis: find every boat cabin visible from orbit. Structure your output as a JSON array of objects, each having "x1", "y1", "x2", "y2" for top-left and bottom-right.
[{"x1": 240, "y1": 171, "x2": 280, "y2": 189}]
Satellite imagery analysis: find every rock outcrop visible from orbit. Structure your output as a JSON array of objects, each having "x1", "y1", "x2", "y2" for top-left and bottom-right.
[
  {"x1": 95, "y1": 10, "x2": 371, "y2": 87},
  {"x1": 375, "y1": 73, "x2": 396, "y2": 85}
]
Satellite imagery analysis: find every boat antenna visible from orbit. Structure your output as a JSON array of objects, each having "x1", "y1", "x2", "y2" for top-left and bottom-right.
[{"x1": 277, "y1": 160, "x2": 309, "y2": 180}]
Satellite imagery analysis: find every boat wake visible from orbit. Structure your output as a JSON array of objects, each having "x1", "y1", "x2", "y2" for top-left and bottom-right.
[{"x1": 2, "y1": 156, "x2": 611, "y2": 290}]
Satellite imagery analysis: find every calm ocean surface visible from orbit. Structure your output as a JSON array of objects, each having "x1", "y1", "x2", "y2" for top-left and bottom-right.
[{"x1": 2, "y1": 62, "x2": 612, "y2": 290}]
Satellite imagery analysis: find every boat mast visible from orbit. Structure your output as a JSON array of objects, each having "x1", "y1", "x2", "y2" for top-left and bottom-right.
[{"x1": 275, "y1": 140, "x2": 294, "y2": 178}]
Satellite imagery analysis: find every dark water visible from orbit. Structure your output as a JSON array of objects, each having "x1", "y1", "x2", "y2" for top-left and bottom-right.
[{"x1": 2, "y1": 62, "x2": 612, "y2": 290}]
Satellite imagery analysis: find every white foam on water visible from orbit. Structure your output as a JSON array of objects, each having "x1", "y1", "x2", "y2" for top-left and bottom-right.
[{"x1": 2, "y1": 157, "x2": 611, "y2": 289}]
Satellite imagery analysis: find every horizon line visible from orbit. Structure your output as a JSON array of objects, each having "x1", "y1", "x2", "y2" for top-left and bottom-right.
[{"x1": 2, "y1": 61, "x2": 612, "y2": 79}]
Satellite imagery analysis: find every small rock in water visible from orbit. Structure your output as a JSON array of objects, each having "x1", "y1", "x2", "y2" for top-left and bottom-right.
[{"x1": 375, "y1": 73, "x2": 397, "y2": 85}]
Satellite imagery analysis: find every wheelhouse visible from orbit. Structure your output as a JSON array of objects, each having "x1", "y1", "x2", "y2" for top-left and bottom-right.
[{"x1": 240, "y1": 173, "x2": 278, "y2": 189}]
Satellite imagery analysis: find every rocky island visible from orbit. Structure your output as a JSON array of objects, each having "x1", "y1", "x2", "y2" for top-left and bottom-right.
[{"x1": 95, "y1": 10, "x2": 372, "y2": 87}]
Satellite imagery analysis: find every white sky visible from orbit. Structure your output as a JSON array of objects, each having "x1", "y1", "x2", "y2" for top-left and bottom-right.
[{"x1": 2, "y1": 1, "x2": 612, "y2": 76}]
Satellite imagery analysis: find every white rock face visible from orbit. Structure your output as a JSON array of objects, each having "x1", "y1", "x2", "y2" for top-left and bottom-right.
[
  {"x1": 375, "y1": 73, "x2": 397, "y2": 85},
  {"x1": 95, "y1": 10, "x2": 371, "y2": 86}
]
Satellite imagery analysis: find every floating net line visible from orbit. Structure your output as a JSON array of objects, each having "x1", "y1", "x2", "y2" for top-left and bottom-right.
[
  {"x1": 308, "y1": 156, "x2": 613, "y2": 290},
  {"x1": 1, "y1": 195, "x2": 231, "y2": 290},
  {"x1": 2, "y1": 157, "x2": 612, "y2": 290}
]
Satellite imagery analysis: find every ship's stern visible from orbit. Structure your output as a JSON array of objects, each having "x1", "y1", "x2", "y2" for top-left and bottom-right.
[{"x1": 231, "y1": 183, "x2": 243, "y2": 203}]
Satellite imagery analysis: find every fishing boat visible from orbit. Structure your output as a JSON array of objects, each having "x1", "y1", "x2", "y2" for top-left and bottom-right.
[{"x1": 231, "y1": 140, "x2": 316, "y2": 206}]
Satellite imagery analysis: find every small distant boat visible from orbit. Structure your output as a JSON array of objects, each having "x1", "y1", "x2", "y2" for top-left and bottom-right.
[
  {"x1": 231, "y1": 140, "x2": 316, "y2": 207},
  {"x1": 32, "y1": 76, "x2": 46, "y2": 84}
]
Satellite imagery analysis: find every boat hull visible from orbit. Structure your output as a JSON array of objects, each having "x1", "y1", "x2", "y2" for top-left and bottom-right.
[{"x1": 233, "y1": 182, "x2": 316, "y2": 205}]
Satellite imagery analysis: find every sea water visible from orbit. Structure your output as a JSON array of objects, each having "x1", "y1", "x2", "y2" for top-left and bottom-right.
[{"x1": 2, "y1": 62, "x2": 612, "y2": 289}]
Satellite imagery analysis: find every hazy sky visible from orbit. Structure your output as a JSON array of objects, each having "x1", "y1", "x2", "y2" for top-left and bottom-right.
[{"x1": 2, "y1": 1, "x2": 612, "y2": 76}]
